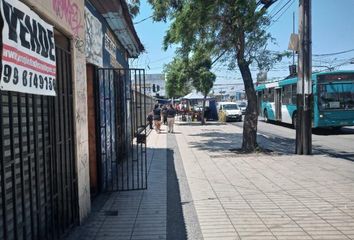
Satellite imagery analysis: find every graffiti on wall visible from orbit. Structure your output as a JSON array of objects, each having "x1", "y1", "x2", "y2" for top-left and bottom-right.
[
  {"x1": 52, "y1": 0, "x2": 83, "y2": 36},
  {"x1": 84, "y1": 7, "x2": 103, "y2": 67}
]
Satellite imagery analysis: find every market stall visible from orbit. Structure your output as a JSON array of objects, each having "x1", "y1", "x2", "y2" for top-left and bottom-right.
[{"x1": 179, "y1": 91, "x2": 218, "y2": 121}]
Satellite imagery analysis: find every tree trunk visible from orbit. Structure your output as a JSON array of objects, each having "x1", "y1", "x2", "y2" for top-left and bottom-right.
[
  {"x1": 238, "y1": 62, "x2": 258, "y2": 152},
  {"x1": 201, "y1": 95, "x2": 207, "y2": 125}
]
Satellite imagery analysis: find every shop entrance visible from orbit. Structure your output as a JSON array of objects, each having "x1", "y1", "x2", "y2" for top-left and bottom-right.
[{"x1": 0, "y1": 31, "x2": 78, "y2": 240}]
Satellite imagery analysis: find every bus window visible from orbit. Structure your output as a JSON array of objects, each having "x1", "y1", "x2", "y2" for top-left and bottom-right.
[
  {"x1": 291, "y1": 84, "x2": 297, "y2": 104},
  {"x1": 268, "y1": 88, "x2": 274, "y2": 102},
  {"x1": 318, "y1": 83, "x2": 354, "y2": 110},
  {"x1": 282, "y1": 85, "x2": 292, "y2": 104}
]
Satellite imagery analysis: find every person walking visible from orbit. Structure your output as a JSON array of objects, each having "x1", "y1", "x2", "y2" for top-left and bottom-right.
[
  {"x1": 162, "y1": 105, "x2": 168, "y2": 125},
  {"x1": 153, "y1": 104, "x2": 162, "y2": 133},
  {"x1": 147, "y1": 111, "x2": 153, "y2": 129},
  {"x1": 167, "y1": 104, "x2": 177, "y2": 133}
]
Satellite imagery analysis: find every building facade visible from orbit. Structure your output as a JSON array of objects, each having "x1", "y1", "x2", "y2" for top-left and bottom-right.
[
  {"x1": 84, "y1": 0, "x2": 145, "y2": 196},
  {"x1": 0, "y1": 0, "x2": 145, "y2": 239},
  {"x1": 144, "y1": 73, "x2": 166, "y2": 97}
]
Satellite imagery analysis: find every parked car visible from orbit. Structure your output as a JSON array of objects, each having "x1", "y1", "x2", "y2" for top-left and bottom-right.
[
  {"x1": 217, "y1": 102, "x2": 242, "y2": 122},
  {"x1": 237, "y1": 101, "x2": 247, "y2": 115}
]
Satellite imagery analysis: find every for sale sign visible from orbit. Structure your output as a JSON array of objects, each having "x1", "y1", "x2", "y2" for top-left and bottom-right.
[{"x1": 0, "y1": 0, "x2": 56, "y2": 96}]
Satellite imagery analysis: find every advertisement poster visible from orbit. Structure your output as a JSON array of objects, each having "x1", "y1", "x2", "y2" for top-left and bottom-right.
[
  {"x1": 0, "y1": 0, "x2": 56, "y2": 96},
  {"x1": 85, "y1": 7, "x2": 103, "y2": 67}
]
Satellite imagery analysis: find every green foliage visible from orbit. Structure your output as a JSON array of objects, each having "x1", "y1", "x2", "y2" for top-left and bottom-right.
[
  {"x1": 164, "y1": 47, "x2": 215, "y2": 98},
  {"x1": 255, "y1": 50, "x2": 292, "y2": 71},
  {"x1": 147, "y1": 0, "x2": 281, "y2": 70},
  {"x1": 127, "y1": 0, "x2": 140, "y2": 17},
  {"x1": 146, "y1": 0, "x2": 285, "y2": 150},
  {"x1": 194, "y1": 70, "x2": 216, "y2": 97},
  {"x1": 189, "y1": 48, "x2": 215, "y2": 96},
  {"x1": 164, "y1": 58, "x2": 191, "y2": 98}
]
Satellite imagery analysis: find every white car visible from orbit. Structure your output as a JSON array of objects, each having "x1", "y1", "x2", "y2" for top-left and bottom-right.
[
  {"x1": 217, "y1": 102, "x2": 242, "y2": 122},
  {"x1": 237, "y1": 101, "x2": 247, "y2": 115}
]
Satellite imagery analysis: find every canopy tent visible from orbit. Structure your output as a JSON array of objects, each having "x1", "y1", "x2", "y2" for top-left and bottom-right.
[
  {"x1": 182, "y1": 90, "x2": 212, "y2": 100},
  {"x1": 179, "y1": 90, "x2": 218, "y2": 121}
]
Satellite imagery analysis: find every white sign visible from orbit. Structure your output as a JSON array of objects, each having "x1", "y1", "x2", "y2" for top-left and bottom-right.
[
  {"x1": 105, "y1": 33, "x2": 117, "y2": 57},
  {"x1": 265, "y1": 82, "x2": 279, "y2": 89},
  {"x1": 85, "y1": 7, "x2": 103, "y2": 67},
  {"x1": 0, "y1": 0, "x2": 57, "y2": 96}
]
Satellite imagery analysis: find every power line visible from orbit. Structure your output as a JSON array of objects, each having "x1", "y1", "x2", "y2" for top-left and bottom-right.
[
  {"x1": 313, "y1": 48, "x2": 354, "y2": 57},
  {"x1": 270, "y1": 0, "x2": 292, "y2": 21},
  {"x1": 272, "y1": 0, "x2": 294, "y2": 23},
  {"x1": 269, "y1": 0, "x2": 285, "y2": 16},
  {"x1": 134, "y1": 15, "x2": 153, "y2": 24}
]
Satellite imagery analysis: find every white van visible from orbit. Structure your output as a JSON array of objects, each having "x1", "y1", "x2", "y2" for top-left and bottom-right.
[{"x1": 217, "y1": 102, "x2": 242, "y2": 122}]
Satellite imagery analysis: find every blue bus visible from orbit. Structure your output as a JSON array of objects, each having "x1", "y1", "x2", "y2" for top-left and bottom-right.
[{"x1": 256, "y1": 71, "x2": 354, "y2": 128}]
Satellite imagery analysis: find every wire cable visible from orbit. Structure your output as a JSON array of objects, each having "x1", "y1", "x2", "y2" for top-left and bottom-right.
[
  {"x1": 134, "y1": 15, "x2": 153, "y2": 24},
  {"x1": 313, "y1": 48, "x2": 354, "y2": 57}
]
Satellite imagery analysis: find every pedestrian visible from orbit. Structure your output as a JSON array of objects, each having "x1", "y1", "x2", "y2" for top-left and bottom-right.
[
  {"x1": 167, "y1": 104, "x2": 177, "y2": 133},
  {"x1": 153, "y1": 104, "x2": 162, "y2": 133},
  {"x1": 147, "y1": 111, "x2": 153, "y2": 129},
  {"x1": 162, "y1": 105, "x2": 168, "y2": 125}
]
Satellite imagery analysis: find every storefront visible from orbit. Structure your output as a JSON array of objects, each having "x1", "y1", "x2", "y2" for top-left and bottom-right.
[
  {"x1": 0, "y1": 0, "x2": 90, "y2": 239},
  {"x1": 84, "y1": 1, "x2": 146, "y2": 195}
]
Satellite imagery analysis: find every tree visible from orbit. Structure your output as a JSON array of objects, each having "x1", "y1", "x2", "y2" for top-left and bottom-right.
[
  {"x1": 164, "y1": 58, "x2": 191, "y2": 98},
  {"x1": 189, "y1": 48, "x2": 215, "y2": 125},
  {"x1": 144, "y1": 0, "x2": 277, "y2": 152},
  {"x1": 164, "y1": 48, "x2": 215, "y2": 125},
  {"x1": 193, "y1": 70, "x2": 215, "y2": 125}
]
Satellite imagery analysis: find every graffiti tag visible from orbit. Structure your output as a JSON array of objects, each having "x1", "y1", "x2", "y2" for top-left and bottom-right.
[{"x1": 52, "y1": 0, "x2": 83, "y2": 36}]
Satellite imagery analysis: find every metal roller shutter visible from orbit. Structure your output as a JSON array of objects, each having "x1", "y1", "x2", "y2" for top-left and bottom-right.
[{"x1": 0, "y1": 46, "x2": 78, "y2": 240}]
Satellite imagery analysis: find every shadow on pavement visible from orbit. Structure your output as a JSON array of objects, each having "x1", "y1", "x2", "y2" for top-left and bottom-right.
[
  {"x1": 188, "y1": 128, "x2": 354, "y2": 161},
  {"x1": 176, "y1": 121, "x2": 226, "y2": 126},
  {"x1": 262, "y1": 119, "x2": 354, "y2": 136},
  {"x1": 167, "y1": 135, "x2": 203, "y2": 240},
  {"x1": 312, "y1": 127, "x2": 354, "y2": 135},
  {"x1": 166, "y1": 148, "x2": 188, "y2": 240},
  {"x1": 188, "y1": 131, "x2": 296, "y2": 155},
  {"x1": 65, "y1": 145, "x2": 191, "y2": 240}
]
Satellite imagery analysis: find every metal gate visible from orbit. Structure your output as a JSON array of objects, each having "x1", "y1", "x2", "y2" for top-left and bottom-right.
[
  {"x1": 0, "y1": 46, "x2": 78, "y2": 240},
  {"x1": 95, "y1": 68, "x2": 147, "y2": 192}
]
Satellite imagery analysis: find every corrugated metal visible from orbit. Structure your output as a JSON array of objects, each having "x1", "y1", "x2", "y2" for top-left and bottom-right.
[
  {"x1": 0, "y1": 45, "x2": 78, "y2": 240},
  {"x1": 89, "y1": 0, "x2": 144, "y2": 58}
]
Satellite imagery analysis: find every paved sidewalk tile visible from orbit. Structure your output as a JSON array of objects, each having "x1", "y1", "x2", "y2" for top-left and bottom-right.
[
  {"x1": 66, "y1": 121, "x2": 354, "y2": 240},
  {"x1": 65, "y1": 130, "x2": 167, "y2": 240},
  {"x1": 174, "y1": 122, "x2": 354, "y2": 240}
]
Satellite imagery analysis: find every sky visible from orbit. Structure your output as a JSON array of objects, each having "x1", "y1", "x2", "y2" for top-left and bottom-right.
[{"x1": 130, "y1": 0, "x2": 354, "y2": 92}]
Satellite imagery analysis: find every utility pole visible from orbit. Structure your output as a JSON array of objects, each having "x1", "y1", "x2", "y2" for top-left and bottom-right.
[
  {"x1": 296, "y1": 0, "x2": 312, "y2": 155},
  {"x1": 292, "y1": 12, "x2": 295, "y2": 66}
]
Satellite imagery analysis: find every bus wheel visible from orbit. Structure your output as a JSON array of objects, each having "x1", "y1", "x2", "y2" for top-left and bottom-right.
[
  {"x1": 292, "y1": 112, "x2": 297, "y2": 129},
  {"x1": 264, "y1": 110, "x2": 269, "y2": 123}
]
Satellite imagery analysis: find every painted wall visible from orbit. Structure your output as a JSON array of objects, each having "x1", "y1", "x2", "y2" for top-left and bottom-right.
[
  {"x1": 84, "y1": 2, "x2": 134, "y2": 191},
  {"x1": 22, "y1": 0, "x2": 91, "y2": 222},
  {"x1": 85, "y1": 1, "x2": 129, "y2": 69}
]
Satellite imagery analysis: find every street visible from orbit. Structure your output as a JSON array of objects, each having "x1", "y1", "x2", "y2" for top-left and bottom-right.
[{"x1": 231, "y1": 119, "x2": 354, "y2": 161}]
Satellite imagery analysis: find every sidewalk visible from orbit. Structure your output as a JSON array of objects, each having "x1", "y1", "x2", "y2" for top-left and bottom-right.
[
  {"x1": 66, "y1": 122, "x2": 354, "y2": 240},
  {"x1": 175, "y1": 122, "x2": 354, "y2": 240},
  {"x1": 66, "y1": 129, "x2": 169, "y2": 240}
]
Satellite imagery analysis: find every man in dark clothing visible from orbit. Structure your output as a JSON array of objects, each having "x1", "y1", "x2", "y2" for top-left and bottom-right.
[
  {"x1": 153, "y1": 104, "x2": 162, "y2": 133},
  {"x1": 167, "y1": 104, "x2": 177, "y2": 133},
  {"x1": 162, "y1": 105, "x2": 168, "y2": 125},
  {"x1": 147, "y1": 112, "x2": 153, "y2": 129}
]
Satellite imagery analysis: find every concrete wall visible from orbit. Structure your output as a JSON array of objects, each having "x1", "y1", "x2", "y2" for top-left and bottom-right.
[{"x1": 22, "y1": 0, "x2": 91, "y2": 222}]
